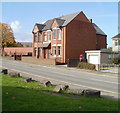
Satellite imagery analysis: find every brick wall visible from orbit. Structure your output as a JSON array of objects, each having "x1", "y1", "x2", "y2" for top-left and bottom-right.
[
  {"x1": 3, "y1": 47, "x2": 33, "y2": 55},
  {"x1": 65, "y1": 12, "x2": 97, "y2": 63},
  {"x1": 96, "y1": 34, "x2": 107, "y2": 50}
]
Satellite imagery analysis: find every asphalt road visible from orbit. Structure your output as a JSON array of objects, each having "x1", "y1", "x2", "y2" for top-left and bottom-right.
[{"x1": 1, "y1": 57, "x2": 119, "y2": 99}]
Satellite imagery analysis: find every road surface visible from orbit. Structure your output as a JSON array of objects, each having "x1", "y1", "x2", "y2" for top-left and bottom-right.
[{"x1": 1, "y1": 57, "x2": 119, "y2": 99}]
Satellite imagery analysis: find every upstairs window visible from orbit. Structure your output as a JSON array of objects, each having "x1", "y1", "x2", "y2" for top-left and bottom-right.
[
  {"x1": 48, "y1": 31, "x2": 51, "y2": 41},
  {"x1": 118, "y1": 39, "x2": 120, "y2": 45},
  {"x1": 58, "y1": 29, "x2": 61, "y2": 40},
  {"x1": 38, "y1": 32, "x2": 41, "y2": 42},
  {"x1": 115, "y1": 40, "x2": 118, "y2": 46},
  {"x1": 53, "y1": 29, "x2": 57, "y2": 40},
  {"x1": 44, "y1": 32, "x2": 47, "y2": 41},
  {"x1": 34, "y1": 33, "x2": 37, "y2": 42},
  {"x1": 114, "y1": 39, "x2": 120, "y2": 46}
]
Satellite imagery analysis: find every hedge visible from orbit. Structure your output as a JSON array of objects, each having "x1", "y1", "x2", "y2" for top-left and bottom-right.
[
  {"x1": 112, "y1": 58, "x2": 120, "y2": 64},
  {"x1": 77, "y1": 62, "x2": 96, "y2": 70}
]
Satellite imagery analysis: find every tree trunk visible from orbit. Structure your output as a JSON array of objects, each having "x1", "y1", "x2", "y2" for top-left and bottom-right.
[{"x1": 1, "y1": 46, "x2": 5, "y2": 56}]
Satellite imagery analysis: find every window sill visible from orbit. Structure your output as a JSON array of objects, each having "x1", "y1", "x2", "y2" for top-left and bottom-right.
[
  {"x1": 53, "y1": 55, "x2": 56, "y2": 57},
  {"x1": 57, "y1": 55, "x2": 61, "y2": 57}
]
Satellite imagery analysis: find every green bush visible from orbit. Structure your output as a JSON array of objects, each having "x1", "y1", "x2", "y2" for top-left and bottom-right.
[
  {"x1": 112, "y1": 58, "x2": 120, "y2": 64},
  {"x1": 77, "y1": 62, "x2": 96, "y2": 70}
]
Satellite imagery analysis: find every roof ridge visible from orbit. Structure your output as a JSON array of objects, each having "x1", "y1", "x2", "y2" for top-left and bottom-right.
[
  {"x1": 112, "y1": 33, "x2": 120, "y2": 39},
  {"x1": 58, "y1": 11, "x2": 81, "y2": 18},
  {"x1": 36, "y1": 23, "x2": 46, "y2": 26},
  {"x1": 92, "y1": 23, "x2": 106, "y2": 36},
  {"x1": 54, "y1": 18, "x2": 65, "y2": 21}
]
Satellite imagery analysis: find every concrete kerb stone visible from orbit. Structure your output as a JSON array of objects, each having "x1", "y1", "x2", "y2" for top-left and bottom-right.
[
  {"x1": 21, "y1": 77, "x2": 32, "y2": 82},
  {"x1": 40, "y1": 80, "x2": 52, "y2": 87},
  {"x1": 4, "y1": 69, "x2": 117, "y2": 100},
  {"x1": 8, "y1": 71, "x2": 20, "y2": 77},
  {"x1": 53, "y1": 84, "x2": 69, "y2": 92},
  {"x1": 1, "y1": 69, "x2": 8, "y2": 74},
  {"x1": 67, "y1": 89, "x2": 84, "y2": 95},
  {"x1": 82, "y1": 89, "x2": 101, "y2": 97}
]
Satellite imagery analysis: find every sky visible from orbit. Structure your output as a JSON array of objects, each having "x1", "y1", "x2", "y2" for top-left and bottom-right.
[{"x1": 1, "y1": 2, "x2": 118, "y2": 47}]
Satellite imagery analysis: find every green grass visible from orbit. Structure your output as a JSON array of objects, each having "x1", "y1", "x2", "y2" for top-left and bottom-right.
[{"x1": 1, "y1": 74, "x2": 119, "y2": 111}]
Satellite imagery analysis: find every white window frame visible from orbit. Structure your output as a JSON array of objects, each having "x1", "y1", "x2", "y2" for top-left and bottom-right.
[
  {"x1": 58, "y1": 29, "x2": 61, "y2": 40},
  {"x1": 118, "y1": 39, "x2": 120, "y2": 46},
  {"x1": 47, "y1": 30, "x2": 51, "y2": 42},
  {"x1": 38, "y1": 32, "x2": 41, "y2": 42},
  {"x1": 43, "y1": 32, "x2": 47, "y2": 42},
  {"x1": 114, "y1": 40, "x2": 118, "y2": 46},
  {"x1": 58, "y1": 46, "x2": 61, "y2": 57},
  {"x1": 53, "y1": 29, "x2": 57, "y2": 40},
  {"x1": 52, "y1": 44, "x2": 62, "y2": 57},
  {"x1": 52, "y1": 46, "x2": 56, "y2": 57}
]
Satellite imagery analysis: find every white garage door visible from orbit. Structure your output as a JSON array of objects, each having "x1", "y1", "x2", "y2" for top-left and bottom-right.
[{"x1": 89, "y1": 55, "x2": 99, "y2": 64}]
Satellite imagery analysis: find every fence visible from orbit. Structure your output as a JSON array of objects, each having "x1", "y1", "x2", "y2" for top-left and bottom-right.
[{"x1": 67, "y1": 59, "x2": 80, "y2": 67}]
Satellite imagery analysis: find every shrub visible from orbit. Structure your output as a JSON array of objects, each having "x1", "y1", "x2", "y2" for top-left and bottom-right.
[
  {"x1": 112, "y1": 58, "x2": 120, "y2": 64},
  {"x1": 77, "y1": 62, "x2": 96, "y2": 70}
]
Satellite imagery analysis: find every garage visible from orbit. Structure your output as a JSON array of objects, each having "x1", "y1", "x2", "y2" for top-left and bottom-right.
[
  {"x1": 85, "y1": 49, "x2": 114, "y2": 65},
  {"x1": 88, "y1": 55, "x2": 99, "y2": 64}
]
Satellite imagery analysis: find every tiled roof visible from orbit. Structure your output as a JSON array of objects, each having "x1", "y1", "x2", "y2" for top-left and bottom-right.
[
  {"x1": 58, "y1": 11, "x2": 80, "y2": 26},
  {"x1": 112, "y1": 33, "x2": 120, "y2": 39},
  {"x1": 42, "y1": 19, "x2": 53, "y2": 31},
  {"x1": 34, "y1": 11, "x2": 106, "y2": 36},
  {"x1": 36, "y1": 24, "x2": 45, "y2": 31},
  {"x1": 41, "y1": 11, "x2": 80, "y2": 31},
  {"x1": 92, "y1": 23, "x2": 106, "y2": 36},
  {"x1": 55, "y1": 18, "x2": 65, "y2": 27}
]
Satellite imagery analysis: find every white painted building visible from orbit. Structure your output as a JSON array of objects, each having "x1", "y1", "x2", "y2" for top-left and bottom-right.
[
  {"x1": 112, "y1": 33, "x2": 120, "y2": 52},
  {"x1": 85, "y1": 49, "x2": 114, "y2": 65}
]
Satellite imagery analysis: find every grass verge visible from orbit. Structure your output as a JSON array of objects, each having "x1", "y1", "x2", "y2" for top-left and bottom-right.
[{"x1": 1, "y1": 74, "x2": 119, "y2": 111}]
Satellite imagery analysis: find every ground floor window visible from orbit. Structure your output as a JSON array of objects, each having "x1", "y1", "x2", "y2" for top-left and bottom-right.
[
  {"x1": 58, "y1": 46, "x2": 61, "y2": 56},
  {"x1": 52, "y1": 46, "x2": 56, "y2": 56},
  {"x1": 38, "y1": 47, "x2": 41, "y2": 57},
  {"x1": 34, "y1": 47, "x2": 37, "y2": 56}
]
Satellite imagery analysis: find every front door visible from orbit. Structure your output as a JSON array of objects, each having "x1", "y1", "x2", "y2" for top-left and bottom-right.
[
  {"x1": 43, "y1": 49, "x2": 46, "y2": 59},
  {"x1": 38, "y1": 47, "x2": 41, "y2": 57}
]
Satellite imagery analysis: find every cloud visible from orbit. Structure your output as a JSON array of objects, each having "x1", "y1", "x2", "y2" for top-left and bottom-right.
[
  {"x1": 15, "y1": 32, "x2": 32, "y2": 42},
  {"x1": 10, "y1": 20, "x2": 21, "y2": 33},
  {"x1": 10, "y1": 20, "x2": 32, "y2": 42}
]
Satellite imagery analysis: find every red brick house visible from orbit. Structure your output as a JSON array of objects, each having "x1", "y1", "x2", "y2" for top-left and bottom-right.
[{"x1": 32, "y1": 11, "x2": 107, "y2": 63}]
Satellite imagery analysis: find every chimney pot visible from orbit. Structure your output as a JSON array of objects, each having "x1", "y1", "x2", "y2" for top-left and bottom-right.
[{"x1": 89, "y1": 19, "x2": 92, "y2": 23}]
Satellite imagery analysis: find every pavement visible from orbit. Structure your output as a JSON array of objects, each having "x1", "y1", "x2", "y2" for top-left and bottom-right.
[
  {"x1": 1, "y1": 56, "x2": 119, "y2": 100},
  {"x1": 101, "y1": 68, "x2": 120, "y2": 74}
]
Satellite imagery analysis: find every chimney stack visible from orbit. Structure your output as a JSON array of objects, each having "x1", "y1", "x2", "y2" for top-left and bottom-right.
[{"x1": 89, "y1": 19, "x2": 92, "y2": 23}]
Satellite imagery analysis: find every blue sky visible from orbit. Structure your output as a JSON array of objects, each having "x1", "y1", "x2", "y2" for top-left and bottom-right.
[{"x1": 2, "y1": 2, "x2": 118, "y2": 47}]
